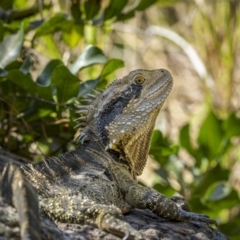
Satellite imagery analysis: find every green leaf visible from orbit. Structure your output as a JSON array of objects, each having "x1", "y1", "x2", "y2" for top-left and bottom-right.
[
  {"x1": 78, "y1": 78, "x2": 99, "y2": 97},
  {"x1": 104, "y1": 0, "x2": 128, "y2": 20},
  {"x1": 4, "y1": 60, "x2": 22, "y2": 71},
  {"x1": 84, "y1": 0, "x2": 101, "y2": 20},
  {"x1": 188, "y1": 197, "x2": 213, "y2": 216},
  {"x1": 62, "y1": 25, "x2": 83, "y2": 48},
  {"x1": 100, "y1": 59, "x2": 124, "y2": 79},
  {"x1": 52, "y1": 65, "x2": 80, "y2": 103},
  {"x1": 0, "y1": 21, "x2": 4, "y2": 42},
  {"x1": 197, "y1": 111, "x2": 223, "y2": 159},
  {"x1": 151, "y1": 130, "x2": 165, "y2": 145},
  {"x1": 0, "y1": 0, "x2": 13, "y2": 10},
  {"x1": 135, "y1": 0, "x2": 157, "y2": 11},
  {"x1": 39, "y1": 35, "x2": 61, "y2": 59},
  {"x1": 223, "y1": 112, "x2": 240, "y2": 138},
  {"x1": 36, "y1": 85, "x2": 53, "y2": 99},
  {"x1": 203, "y1": 181, "x2": 239, "y2": 210},
  {"x1": 20, "y1": 55, "x2": 32, "y2": 74},
  {"x1": 7, "y1": 70, "x2": 52, "y2": 99},
  {"x1": 204, "y1": 181, "x2": 231, "y2": 201},
  {"x1": 153, "y1": 183, "x2": 175, "y2": 197},
  {"x1": 116, "y1": 0, "x2": 157, "y2": 21},
  {"x1": 193, "y1": 164, "x2": 229, "y2": 196},
  {"x1": 71, "y1": 0, "x2": 82, "y2": 21},
  {"x1": 179, "y1": 124, "x2": 194, "y2": 154},
  {"x1": 116, "y1": 11, "x2": 135, "y2": 21},
  {"x1": 77, "y1": 58, "x2": 124, "y2": 97},
  {"x1": 0, "y1": 68, "x2": 8, "y2": 79},
  {"x1": 149, "y1": 130, "x2": 178, "y2": 165},
  {"x1": 33, "y1": 14, "x2": 72, "y2": 39},
  {"x1": 8, "y1": 70, "x2": 36, "y2": 93},
  {"x1": 0, "y1": 24, "x2": 24, "y2": 68},
  {"x1": 156, "y1": 0, "x2": 179, "y2": 7},
  {"x1": 36, "y1": 59, "x2": 63, "y2": 86},
  {"x1": 69, "y1": 45, "x2": 107, "y2": 74}
]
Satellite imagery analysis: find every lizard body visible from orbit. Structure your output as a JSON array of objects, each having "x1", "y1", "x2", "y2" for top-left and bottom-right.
[{"x1": 1, "y1": 69, "x2": 216, "y2": 239}]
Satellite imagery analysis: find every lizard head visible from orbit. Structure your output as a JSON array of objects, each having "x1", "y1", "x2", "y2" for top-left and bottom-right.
[{"x1": 76, "y1": 69, "x2": 173, "y2": 176}]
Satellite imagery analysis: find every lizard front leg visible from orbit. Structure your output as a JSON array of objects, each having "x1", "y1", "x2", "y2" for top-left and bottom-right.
[
  {"x1": 41, "y1": 194, "x2": 143, "y2": 240},
  {"x1": 124, "y1": 184, "x2": 217, "y2": 226}
]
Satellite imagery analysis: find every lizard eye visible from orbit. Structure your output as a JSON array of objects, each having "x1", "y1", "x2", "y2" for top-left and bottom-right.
[{"x1": 134, "y1": 75, "x2": 146, "y2": 85}]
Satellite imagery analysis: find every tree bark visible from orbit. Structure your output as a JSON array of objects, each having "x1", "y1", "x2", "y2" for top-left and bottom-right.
[{"x1": 0, "y1": 149, "x2": 229, "y2": 240}]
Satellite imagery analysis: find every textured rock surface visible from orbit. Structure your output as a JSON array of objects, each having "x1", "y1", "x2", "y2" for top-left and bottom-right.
[
  {"x1": 0, "y1": 198, "x2": 229, "y2": 240},
  {"x1": 56, "y1": 209, "x2": 229, "y2": 240}
]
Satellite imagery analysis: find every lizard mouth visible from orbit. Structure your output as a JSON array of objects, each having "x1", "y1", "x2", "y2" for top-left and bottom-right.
[
  {"x1": 146, "y1": 72, "x2": 173, "y2": 100},
  {"x1": 138, "y1": 71, "x2": 173, "y2": 111}
]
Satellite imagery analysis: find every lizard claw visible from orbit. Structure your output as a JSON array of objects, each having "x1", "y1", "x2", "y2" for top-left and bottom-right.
[
  {"x1": 122, "y1": 229, "x2": 130, "y2": 240},
  {"x1": 76, "y1": 132, "x2": 90, "y2": 144},
  {"x1": 100, "y1": 212, "x2": 144, "y2": 240},
  {"x1": 178, "y1": 208, "x2": 218, "y2": 227}
]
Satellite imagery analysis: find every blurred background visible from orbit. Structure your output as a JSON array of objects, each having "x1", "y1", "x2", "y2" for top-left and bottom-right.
[{"x1": 0, "y1": 0, "x2": 240, "y2": 238}]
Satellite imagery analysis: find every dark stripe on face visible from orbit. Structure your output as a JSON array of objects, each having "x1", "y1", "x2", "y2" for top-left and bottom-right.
[{"x1": 97, "y1": 83, "x2": 142, "y2": 146}]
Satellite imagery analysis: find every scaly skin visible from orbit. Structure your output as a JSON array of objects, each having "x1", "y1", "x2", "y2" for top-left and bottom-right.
[{"x1": 1, "y1": 69, "x2": 217, "y2": 239}]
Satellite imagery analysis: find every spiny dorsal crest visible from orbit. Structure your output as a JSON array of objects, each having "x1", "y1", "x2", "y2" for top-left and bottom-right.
[
  {"x1": 74, "y1": 90, "x2": 103, "y2": 139},
  {"x1": 74, "y1": 75, "x2": 128, "y2": 132},
  {"x1": 74, "y1": 74, "x2": 135, "y2": 140}
]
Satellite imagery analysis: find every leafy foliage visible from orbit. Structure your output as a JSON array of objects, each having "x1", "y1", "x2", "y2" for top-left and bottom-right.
[
  {"x1": 0, "y1": 0, "x2": 137, "y2": 159},
  {"x1": 149, "y1": 110, "x2": 240, "y2": 238}
]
